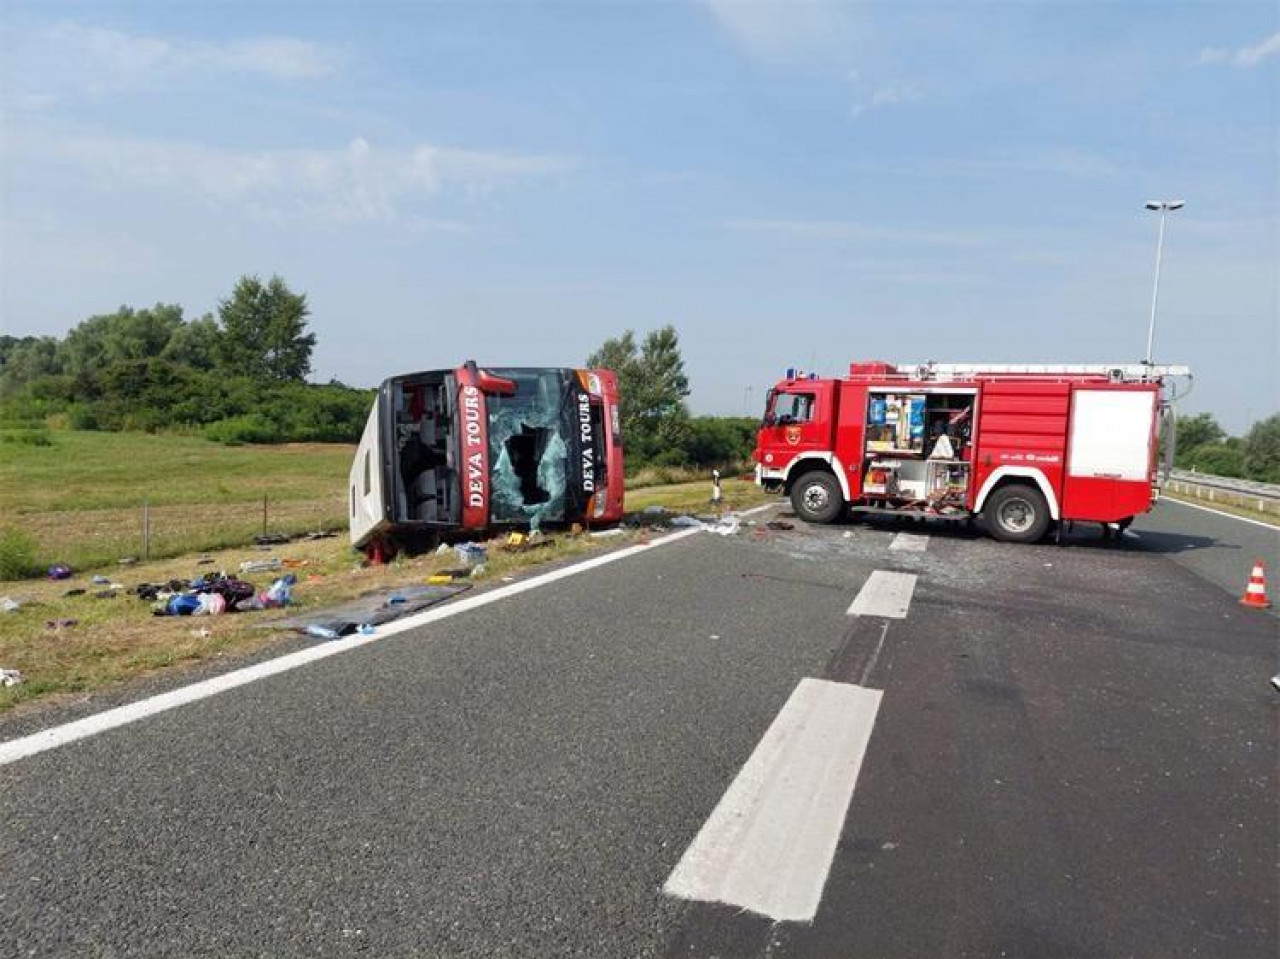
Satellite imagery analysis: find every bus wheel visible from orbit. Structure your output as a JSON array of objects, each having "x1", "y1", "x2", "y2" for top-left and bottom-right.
[
  {"x1": 790, "y1": 471, "x2": 843, "y2": 524},
  {"x1": 984, "y1": 483, "x2": 1051, "y2": 543}
]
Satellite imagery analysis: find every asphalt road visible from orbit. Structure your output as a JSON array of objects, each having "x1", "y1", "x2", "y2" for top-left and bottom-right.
[
  {"x1": 1, "y1": 504, "x2": 1275, "y2": 958},
  {"x1": 1132, "y1": 497, "x2": 1279, "y2": 602}
]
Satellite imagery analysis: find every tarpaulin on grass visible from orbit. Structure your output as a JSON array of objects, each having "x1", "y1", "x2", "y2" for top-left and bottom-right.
[{"x1": 258, "y1": 583, "x2": 471, "y2": 637}]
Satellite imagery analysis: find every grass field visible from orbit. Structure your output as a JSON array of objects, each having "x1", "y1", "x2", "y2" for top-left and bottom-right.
[
  {"x1": 2, "y1": 431, "x2": 354, "y2": 572},
  {"x1": 0, "y1": 430, "x2": 769, "y2": 712}
]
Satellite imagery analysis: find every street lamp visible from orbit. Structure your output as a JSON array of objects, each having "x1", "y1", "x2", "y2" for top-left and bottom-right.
[{"x1": 1143, "y1": 199, "x2": 1185, "y2": 364}]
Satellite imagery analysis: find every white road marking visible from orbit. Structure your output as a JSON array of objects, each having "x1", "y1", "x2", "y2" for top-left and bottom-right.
[
  {"x1": 859, "y1": 621, "x2": 891, "y2": 687},
  {"x1": 0, "y1": 512, "x2": 783, "y2": 768},
  {"x1": 889, "y1": 532, "x2": 929, "y2": 552},
  {"x1": 663, "y1": 677, "x2": 883, "y2": 922},
  {"x1": 1162, "y1": 497, "x2": 1279, "y2": 531},
  {"x1": 847, "y1": 570, "x2": 917, "y2": 618}
]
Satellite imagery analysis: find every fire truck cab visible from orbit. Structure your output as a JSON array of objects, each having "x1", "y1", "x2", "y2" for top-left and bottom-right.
[{"x1": 754, "y1": 362, "x2": 1190, "y2": 543}]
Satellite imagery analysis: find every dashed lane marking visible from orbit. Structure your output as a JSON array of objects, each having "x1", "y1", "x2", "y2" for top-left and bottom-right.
[
  {"x1": 663, "y1": 677, "x2": 883, "y2": 922},
  {"x1": 889, "y1": 532, "x2": 929, "y2": 552},
  {"x1": 847, "y1": 570, "x2": 917, "y2": 619}
]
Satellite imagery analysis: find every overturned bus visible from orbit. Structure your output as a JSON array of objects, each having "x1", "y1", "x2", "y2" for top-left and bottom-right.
[{"x1": 349, "y1": 361, "x2": 625, "y2": 557}]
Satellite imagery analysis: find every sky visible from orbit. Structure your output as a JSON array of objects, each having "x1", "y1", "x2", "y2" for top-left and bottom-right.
[{"x1": 1, "y1": 1, "x2": 1276, "y2": 432}]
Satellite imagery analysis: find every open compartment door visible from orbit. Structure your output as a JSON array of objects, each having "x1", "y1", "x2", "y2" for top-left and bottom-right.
[{"x1": 1064, "y1": 388, "x2": 1156, "y2": 521}]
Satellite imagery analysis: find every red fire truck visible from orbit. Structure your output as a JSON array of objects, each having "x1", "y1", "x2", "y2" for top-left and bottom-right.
[
  {"x1": 350, "y1": 361, "x2": 625, "y2": 557},
  {"x1": 753, "y1": 362, "x2": 1191, "y2": 543}
]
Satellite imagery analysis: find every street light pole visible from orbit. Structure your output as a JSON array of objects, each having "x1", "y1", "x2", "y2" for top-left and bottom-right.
[{"x1": 1144, "y1": 199, "x2": 1184, "y2": 364}]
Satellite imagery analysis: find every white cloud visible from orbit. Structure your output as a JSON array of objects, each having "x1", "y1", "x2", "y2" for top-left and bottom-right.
[
  {"x1": 12, "y1": 21, "x2": 341, "y2": 101},
  {"x1": 699, "y1": 0, "x2": 863, "y2": 62},
  {"x1": 1199, "y1": 31, "x2": 1280, "y2": 68},
  {"x1": 847, "y1": 72, "x2": 922, "y2": 118},
  {"x1": 10, "y1": 128, "x2": 577, "y2": 224}
]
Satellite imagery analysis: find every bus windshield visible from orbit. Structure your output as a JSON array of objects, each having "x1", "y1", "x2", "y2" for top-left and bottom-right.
[{"x1": 486, "y1": 369, "x2": 572, "y2": 528}]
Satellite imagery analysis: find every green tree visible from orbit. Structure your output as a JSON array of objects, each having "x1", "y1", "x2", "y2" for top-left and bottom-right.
[
  {"x1": 1242, "y1": 414, "x2": 1280, "y2": 483},
  {"x1": 215, "y1": 275, "x2": 316, "y2": 382},
  {"x1": 0, "y1": 336, "x2": 62, "y2": 398},
  {"x1": 1173, "y1": 412, "x2": 1225, "y2": 464},
  {"x1": 587, "y1": 325, "x2": 691, "y2": 465},
  {"x1": 60, "y1": 304, "x2": 186, "y2": 385},
  {"x1": 160, "y1": 315, "x2": 220, "y2": 371}
]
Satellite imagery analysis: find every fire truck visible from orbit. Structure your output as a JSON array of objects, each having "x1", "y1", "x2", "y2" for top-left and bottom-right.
[
  {"x1": 350, "y1": 361, "x2": 625, "y2": 557},
  {"x1": 753, "y1": 362, "x2": 1191, "y2": 543}
]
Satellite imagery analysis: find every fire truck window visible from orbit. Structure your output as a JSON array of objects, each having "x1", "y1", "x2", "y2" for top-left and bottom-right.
[
  {"x1": 363, "y1": 451, "x2": 371, "y2": 496},
  {"x1": 772, "y1": 392, "x2": 815, "y2": 425}
]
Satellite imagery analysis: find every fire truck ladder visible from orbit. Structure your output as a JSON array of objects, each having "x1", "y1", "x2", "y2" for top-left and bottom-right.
[{"x1": 895, "y1": 363, "x2": 1192, "y2": 383}]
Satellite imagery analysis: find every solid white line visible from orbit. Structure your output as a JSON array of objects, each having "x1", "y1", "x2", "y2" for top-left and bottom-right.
[
  {"x1": 1161, "y1": 496, "x2": 1279, "y2": 531},
  {"x1": 889, "y1": 532, "x2": 929, "y2": 552},
  {"x1": 847, "y1": 571, "x2": 917, "y2": 619},
  {"x1": 663, "y1": 677, "x2": 883, "y2": 922},
  {"x1": 0, "y1": 525, "x2": 714, "y2": 767}
]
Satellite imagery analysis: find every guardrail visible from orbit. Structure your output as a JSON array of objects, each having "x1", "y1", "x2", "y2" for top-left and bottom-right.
[{"x1": 1164, "y1": 470, "x2": 1280, "y2": 518}]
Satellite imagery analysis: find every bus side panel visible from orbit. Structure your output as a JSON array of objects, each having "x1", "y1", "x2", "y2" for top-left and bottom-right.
[{"x1": 972, "y1": 381, "x2": 1071, "y2": 507}]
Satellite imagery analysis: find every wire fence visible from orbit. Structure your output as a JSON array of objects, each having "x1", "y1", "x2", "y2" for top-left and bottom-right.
[{"x1": 19, "y1": 494, "x2": 348, "y2": 571}]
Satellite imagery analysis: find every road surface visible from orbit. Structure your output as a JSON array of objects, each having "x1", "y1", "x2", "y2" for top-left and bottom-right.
[{"x1": 1, "y1": 501, "x2": 1275, "y2": 958}]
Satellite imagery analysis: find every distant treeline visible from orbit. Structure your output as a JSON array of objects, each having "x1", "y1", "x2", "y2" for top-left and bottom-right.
[
  {"x1": 1174, "y1": 412, "x2": 1280, "y2": 484},
  {"x1": 0, "y1": 279, "x2": 762, "y2": 467},
  {"x1": 0, "y1": 276, "x2": 372, "y2": 444}
]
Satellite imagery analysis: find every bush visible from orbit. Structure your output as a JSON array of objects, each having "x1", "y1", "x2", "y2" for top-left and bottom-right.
[
  {"x1": 1183, "y1": 442, "x2": 1245, "y2": 478},
  {"x1": 203, "y1": 414, "x2": 279, "y2": 445},
  {"x1": 0, "y1": 528, "x2": 40, "y2": 580},
  {"x1": 0, "y1": 427, "x2": 54, "y2": 446}
]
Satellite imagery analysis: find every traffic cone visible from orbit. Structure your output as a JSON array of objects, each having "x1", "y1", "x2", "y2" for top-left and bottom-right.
[{"x1": 1240, "y1": 560, "x2": 1271, "y2": 609}]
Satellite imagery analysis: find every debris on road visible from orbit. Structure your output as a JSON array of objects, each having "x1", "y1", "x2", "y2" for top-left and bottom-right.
[
  {"x1": 45, "y1": 618, "x2": 77, "y2": 630},
  {"x1": 0, "y1": 668, "x2": 24, "y2": 687},
  {"x1": 500, "y1": 532, "x2": 557, "y2": 553},
  {"x1": 47, "y1": 564, "x2": 72, "y2": 580},
  {"x1": 427, "y1": 568, "x2": 472, "y2": 584},
  {"x1": 766, "y1": 520, "x2": 796, "y2": 531},
  {"x1": 455, "y1": 543, "x2": 488, "y2": 567},
  {"x1": 240, "y1": 558, "x2": 283, "y2": 574},
  {"x1": 265, "y1": 584, "x2": 471, "y2": 639},
  {"x1": 670, "y1": 514, "x2": 742, "y2": 536},
  {"x1": 2, "y1": 596, "x2": 22, "y2": 612}
]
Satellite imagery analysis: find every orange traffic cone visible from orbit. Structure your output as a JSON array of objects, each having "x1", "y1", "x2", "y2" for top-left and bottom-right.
[{"x1": 1240, "y1": 560, "x2": 1271, "y2": 609}]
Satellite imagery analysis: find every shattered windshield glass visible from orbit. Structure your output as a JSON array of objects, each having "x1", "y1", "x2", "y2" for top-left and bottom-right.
[{"x1": 487, "y1": 369, "x2": 571, "y2": 529}]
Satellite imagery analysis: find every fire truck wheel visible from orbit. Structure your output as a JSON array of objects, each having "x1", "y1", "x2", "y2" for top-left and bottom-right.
[
  {"x1": 790, "y1": 471, "x2": 843, "y2": 524},
  {"x1": 984, "y1": 483, "x2": 1051, "y2": 543}
]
